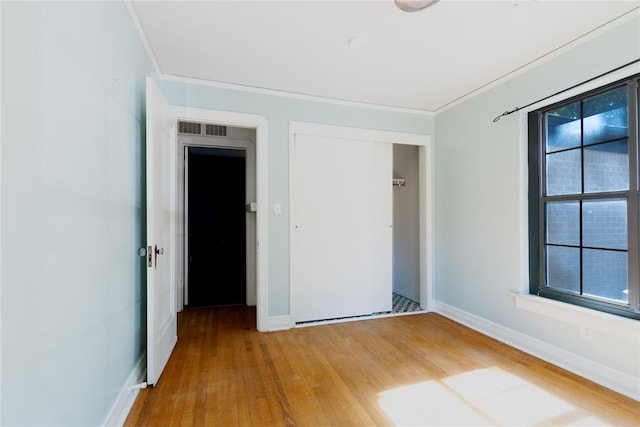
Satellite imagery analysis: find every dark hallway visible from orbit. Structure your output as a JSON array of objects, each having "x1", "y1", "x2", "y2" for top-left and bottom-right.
[{"x1": 187, "y1": 147, "x2": 246, "y2": 307}]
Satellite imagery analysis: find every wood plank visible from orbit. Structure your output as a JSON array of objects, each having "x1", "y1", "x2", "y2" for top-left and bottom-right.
[{"x1": 125, "y1": 306, "x2": 639, "y2": 426}]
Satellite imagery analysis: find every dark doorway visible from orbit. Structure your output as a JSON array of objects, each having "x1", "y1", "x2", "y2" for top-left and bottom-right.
[{"x1": 187, "y1": 147, "x2": 246, "y2": 307}]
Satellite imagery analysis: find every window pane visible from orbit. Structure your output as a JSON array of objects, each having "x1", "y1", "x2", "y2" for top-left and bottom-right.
[
  {"x1": 584, "y1": 140, "x2": 629, "y2": 192},
  {"x1": 546, "y1": 149, "x2": 581, "y2": 195},
  {"x1": 582, "y1": 199, "x2": 627, "y2": 250},
  {"x1": 546, "y1": 246, "x2": 580, "y2": 293},
  {"x1": 583, "y1": 249, "x2": 628, "y2": 303},
  {"x1": 546, "y1": 202, "x2": 579, "y2": 246},
  {"x1": 583, "y1": 86, "x2": 628, "y2": 146},
  {"x1": 546, "y1": 102, "x2": 581, "y2": 153}
]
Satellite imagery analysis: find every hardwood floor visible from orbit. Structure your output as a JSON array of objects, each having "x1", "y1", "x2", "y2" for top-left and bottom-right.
[{"x1": 125, "y1": 306, "x2": 639, "y2": 426}]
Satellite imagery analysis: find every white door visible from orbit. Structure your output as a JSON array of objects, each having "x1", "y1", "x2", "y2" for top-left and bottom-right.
[
  {"x1": 146, "y1": 77, "x2": 177, "y2": 385},
  {"x1": 291, "y1": 134, "x2": 392, "y2": 323}
]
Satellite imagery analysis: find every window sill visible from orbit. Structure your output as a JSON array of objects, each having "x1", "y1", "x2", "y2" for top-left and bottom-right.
[{"x1": 511, "y1": 293, "x2": 639, "y2": 341}]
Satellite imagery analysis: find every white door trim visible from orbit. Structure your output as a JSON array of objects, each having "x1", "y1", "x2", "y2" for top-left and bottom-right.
[
  {"x1": 288, "y1": 121, "x2": 434, "y2": 321},
  {"x1": 172, "y1": 106, "x2": 269, "y2": 332},
  {"x1": 183, "y1": 146, "x2": 189, "y2": 307},
  {"x1": 290, "y1": 121, "x2": 428, "y2": 146}
]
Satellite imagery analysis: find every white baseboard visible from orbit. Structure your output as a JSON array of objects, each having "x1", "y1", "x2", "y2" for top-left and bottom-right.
[
  {"x1": 267, "y1": 315, "x2": 291, "y2": 331},
  {"x1": 435, "y1": 301, "x2": 640, "y2": 402},
  {"x1": 101, "y1": 351, "x2": 147, "y2": 426}
]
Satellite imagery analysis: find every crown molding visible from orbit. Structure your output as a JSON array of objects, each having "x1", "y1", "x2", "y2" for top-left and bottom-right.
[
  {"x1": 435, "y1": 6, "x2": 640, "y2": 115},
  {"x1": 124, "y1": 0, "x2": 162, "y2": 76},
  {"x1": 160, "y1": 74, "x2": 434, "y2": 116}
]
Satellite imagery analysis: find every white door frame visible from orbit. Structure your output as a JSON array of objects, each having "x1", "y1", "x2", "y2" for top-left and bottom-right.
[
  {"x1": 289, "y1": 122, "x2": 434, "y2": 317},
  {"x1": 171, "y1": 106, "x2": 269, "y2": 332}
]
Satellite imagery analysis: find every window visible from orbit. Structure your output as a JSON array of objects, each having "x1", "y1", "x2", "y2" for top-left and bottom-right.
[{"x1": 528, "y1": 74, "x2": 640, "y2": 320}]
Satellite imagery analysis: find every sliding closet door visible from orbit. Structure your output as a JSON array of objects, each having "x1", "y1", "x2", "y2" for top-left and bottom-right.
[{"x1": 291, "y1": 134, "x2": 392, "y2": 323}]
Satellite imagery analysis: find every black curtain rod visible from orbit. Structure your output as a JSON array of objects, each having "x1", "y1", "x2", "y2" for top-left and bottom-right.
[{"x1": 492, "y1": 58, "x2": 640, "y2": 123}]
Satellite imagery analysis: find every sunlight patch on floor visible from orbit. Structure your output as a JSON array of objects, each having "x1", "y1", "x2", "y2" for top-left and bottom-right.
[{"x1": 378, "y1": 367, "x2": 610, "y2": 426}]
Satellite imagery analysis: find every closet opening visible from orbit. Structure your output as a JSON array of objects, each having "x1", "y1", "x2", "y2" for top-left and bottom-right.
[
  {"x1": 392, "y1": 144, "x2": 422, "y2": 314},
  {"x1": 289, "y1": 122, "x2": 432, "y2": 326}
]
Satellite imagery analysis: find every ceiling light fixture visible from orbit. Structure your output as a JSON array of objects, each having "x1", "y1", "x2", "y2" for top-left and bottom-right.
[{"x1": 394, "y1": 0, "x2": 439, "y2": 13}]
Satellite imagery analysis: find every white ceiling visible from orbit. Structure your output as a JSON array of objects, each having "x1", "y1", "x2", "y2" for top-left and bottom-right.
[{"x1": 131, "y1": 0, "x2": 640, "y2": 112}]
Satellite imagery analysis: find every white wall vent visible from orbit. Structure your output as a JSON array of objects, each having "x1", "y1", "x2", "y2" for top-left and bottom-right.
[
  {"x1": 178, "y1": 121, "x2": 202, "y2": 135},
  {"x1": 178, "y1": 121, "x2": 228, "y2": 137},
  {"x1": 205, "y1": 124, "x2": 227, "y2": 136}
]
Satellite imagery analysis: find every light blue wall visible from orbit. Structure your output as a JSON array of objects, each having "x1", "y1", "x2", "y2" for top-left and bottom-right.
[
  {"x1": 435, "y1": 16, "x2": 640, "y2": 380},
  {"x1": 1, "y1": 1, "x2": 155, "y2": 424},
  {"x1": 159, "y1": 80, "x2": 434, "y2": 316},
  {"x1": 7, "y1": 0, "x2": 634, "y2": 423}
]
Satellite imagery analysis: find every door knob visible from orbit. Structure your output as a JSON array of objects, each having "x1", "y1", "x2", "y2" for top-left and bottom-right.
[{"x1": 154, "y1": 244, "x2": 164, "y2": 270}]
